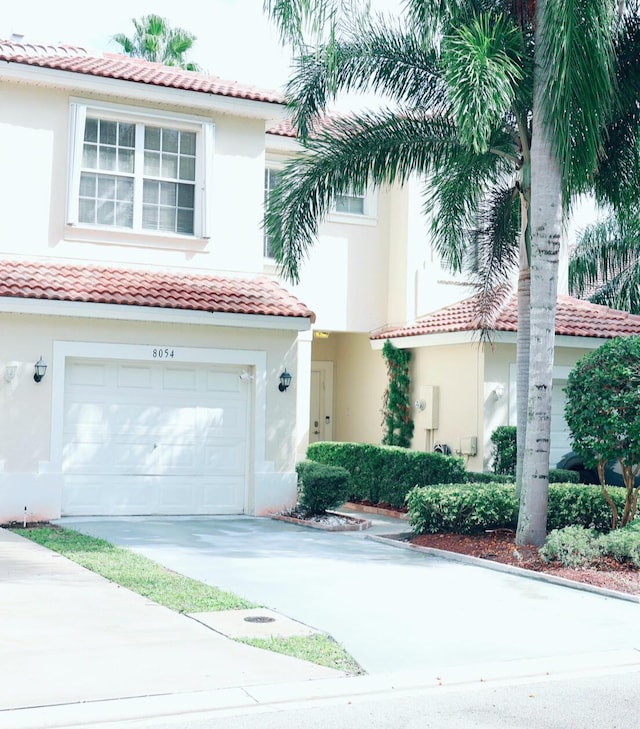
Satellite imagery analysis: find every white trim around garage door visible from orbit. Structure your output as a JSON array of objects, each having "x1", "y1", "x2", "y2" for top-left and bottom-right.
[{"x1": 49, "y1": 341, "x2": 268, "y2": 513}]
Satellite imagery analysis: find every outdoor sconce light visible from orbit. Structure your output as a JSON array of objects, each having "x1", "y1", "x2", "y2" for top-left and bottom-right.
[
  {"x1": 278, "y1": 370, "x2": 292, "y2": 392},
  {"x1": 491, "y1": 384, "x2": 505, "y2": 401},
  {"x1": 33, "y1": 356, "x2": 47, "y2": 383}
]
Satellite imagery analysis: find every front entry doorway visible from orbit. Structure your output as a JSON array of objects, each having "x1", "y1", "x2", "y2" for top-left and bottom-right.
[{"x1": 309, "y1": 361, "x2": 334, "y2": 443}]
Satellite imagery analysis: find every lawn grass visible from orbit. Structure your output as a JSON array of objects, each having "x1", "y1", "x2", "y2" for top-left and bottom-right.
[
  {"x1": 14, "y1": 526, "x2": 362, "y2": 674},
  {"x1": 239, "y1": 635, "x2": 364, "y2": 675},
  {"x1": 14, "y1": 526, "x2": 255, "y2": 612}
]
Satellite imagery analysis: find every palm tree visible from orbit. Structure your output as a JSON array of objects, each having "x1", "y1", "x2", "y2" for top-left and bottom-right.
[
  {"x1": 113, "y1": 14, "x2": 201, "y2": 71},
  {"x1": 263, "y1": 0, "x2": 628, "y2": 545},
  {"x1": 569, "y1": 212, "x2": 640, "y2": 313}
]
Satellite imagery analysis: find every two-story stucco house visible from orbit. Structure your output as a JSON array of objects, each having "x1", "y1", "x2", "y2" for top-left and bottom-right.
[{"x1": 3, "y1": 38, "x2": 640, "y2": 524}]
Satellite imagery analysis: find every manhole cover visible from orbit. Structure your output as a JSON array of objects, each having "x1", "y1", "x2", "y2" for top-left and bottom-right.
[{"x1": 244, "y1": 615, "x2": 276, "y2": 624}]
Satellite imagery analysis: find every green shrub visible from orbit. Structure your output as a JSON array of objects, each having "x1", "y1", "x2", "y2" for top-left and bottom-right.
[
  {"x1": 406, "y1": 482, "x2": 625, "y2": 536},
  {"x1": 546, "y1": 483, "x2": 626, "y2": 531},
  {"x1": 465, "y1": 472, "x2": 515, "y2": 484},
  {"x1": 599, "y1": 520, "x2": 640, "y2": 567},
  {"x1": 490, "y1": 425, "x2": 517, "y2": 475},
  {"x1": 539, "y1": 525, "x2": 602, "y2": 568},
  {"x1": 295, "y1": 460, "x2": 350, "y2": 516},
  {"x1": 548, "y1": 469, "x2": 580, "y2": 484},
  {"x1": 306, "y1": 442, "x2": 466, "y2": 509},
  {"x1": 406, "y1": 483, "x2": 518, "y2": 534}
]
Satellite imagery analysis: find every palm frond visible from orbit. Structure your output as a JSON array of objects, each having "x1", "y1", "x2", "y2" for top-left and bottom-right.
[
  {"x1": 569, "y1": 215, "x2": 640, "y2": 307},
  {"x1": 537, "y1": 0, "x2": 617, "y2": 202},
  {"x1": 440, "y1": 12, "x2": 524, "y2": 153},
  {"x1": 263, "y1": 0, "x2": 342, "y2": 49},
  {"x1": 265, "y1": 111, "x2": 515, "y2": 282},
  {"x1": 286, "y1": 18, "x2": 447, "y2": 137}
]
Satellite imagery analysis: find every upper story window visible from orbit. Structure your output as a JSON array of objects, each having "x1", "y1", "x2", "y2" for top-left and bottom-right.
[
  {"x1": 68, "y1": 101, "x2": 214, "y2": 242},
  {"x1": 334, "y1": 191, "x2": 366, "y2": 216},
  {"x1": 264, "y1": 167, "x2": 282, "y2": 258},
  {"x1": 330, "y1": 186, "x2": 377, "y2": 225}
]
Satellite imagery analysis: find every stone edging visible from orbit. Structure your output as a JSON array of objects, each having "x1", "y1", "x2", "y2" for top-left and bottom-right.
[
  {"x1": 342, "y1": 502, "x2": 409, "y2": 520},
  {"x1": 272, "y1": 511, "x2": 372, "y2": 532},
  {"x1": 367, "y1": 533, "x2": 640, "y2": 604}
]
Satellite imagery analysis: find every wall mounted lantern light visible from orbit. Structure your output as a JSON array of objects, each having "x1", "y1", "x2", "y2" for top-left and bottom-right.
[
  {"x1": 33, "y1": 356, "x2": 47, "y2": 383},
  {"x1": 278, "y1": 370, "x2": 292, "y2": 392}
]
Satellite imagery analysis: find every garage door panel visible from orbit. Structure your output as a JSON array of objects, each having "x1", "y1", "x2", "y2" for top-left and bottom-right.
[{"x1": 62, "y1": 358, "x2": 249, "y2": 515}]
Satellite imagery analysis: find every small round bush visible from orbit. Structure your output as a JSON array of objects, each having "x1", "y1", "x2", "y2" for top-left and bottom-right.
[
  {"x1": 599, "y1": 520, "x2": 640, "y2": 567},
  {"x1": 539, "y1": 525, "x2": 602, "y2": 568},
  {"x1": 296, "y1": 460, "x2": 350, "y2": 516}
]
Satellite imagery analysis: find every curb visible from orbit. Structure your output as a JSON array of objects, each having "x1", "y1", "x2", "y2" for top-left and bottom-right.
[{"x1": 367, "y1": 533, "x2": 640, "y2": 604}]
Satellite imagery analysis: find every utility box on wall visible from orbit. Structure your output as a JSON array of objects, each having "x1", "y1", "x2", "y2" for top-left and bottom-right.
[
  {"x1": 459, "y1": 436, "x2": 478, "y2": 457},
  {"x1": 414, "y1": 385, "x2": 439, "y2": 430}
]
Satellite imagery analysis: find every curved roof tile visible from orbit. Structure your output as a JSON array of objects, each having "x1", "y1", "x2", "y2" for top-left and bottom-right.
[
  {"x1": 371, "y1": 294, "x2": 640, "y2": 341},
  {"x1": 0, "y1": 39, "x2": 284, "y2": 104},
  {"x1": 0, "y1": 259, "x2": 315, "y2": 322}
]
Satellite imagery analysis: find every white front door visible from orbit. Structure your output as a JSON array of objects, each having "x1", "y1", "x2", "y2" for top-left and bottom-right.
[
  {"x1": 62, "y1": 358, "x2": 249, "y2": 515},
  {"x1": 309, "y1": 362, "x2": 334, "y2": 443}
]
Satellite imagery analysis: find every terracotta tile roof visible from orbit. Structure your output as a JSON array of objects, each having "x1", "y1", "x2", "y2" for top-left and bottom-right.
[
  {"x1": 371, "y1": 293, "x2": 640, "y2": 340},
  {"x1": 0, "y1": 259, "x2": 315, "y2": 322},
  {"x1": 0, "y1": 40, "x2": 284, "y2": 104}
]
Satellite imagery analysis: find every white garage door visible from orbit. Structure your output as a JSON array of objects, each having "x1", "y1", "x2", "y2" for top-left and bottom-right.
[
  {"x1": 550, "y1": 380, "x2": 573, "y2": 468},
  {"x1": 62, "y1": 358, "x2": 249, "y2": 515}
]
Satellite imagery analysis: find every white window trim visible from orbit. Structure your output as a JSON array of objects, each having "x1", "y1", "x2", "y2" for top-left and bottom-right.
[{"x1": 67, "y1": 98, "x2": 214, "y2": 245}]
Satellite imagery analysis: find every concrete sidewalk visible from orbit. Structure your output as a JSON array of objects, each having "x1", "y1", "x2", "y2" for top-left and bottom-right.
[{"x1": 0, "y1": 528, "x2": 340, "y2": 715}]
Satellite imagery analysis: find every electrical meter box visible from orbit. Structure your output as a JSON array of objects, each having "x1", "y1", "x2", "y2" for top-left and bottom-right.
[{"x1": 459, "y1": 436, "x2": 478, "y2": 456}]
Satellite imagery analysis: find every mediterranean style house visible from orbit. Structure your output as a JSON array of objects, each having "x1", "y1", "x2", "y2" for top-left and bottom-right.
[{"x1": 2, "y1": 38, "x2": 640, "y2": 522}]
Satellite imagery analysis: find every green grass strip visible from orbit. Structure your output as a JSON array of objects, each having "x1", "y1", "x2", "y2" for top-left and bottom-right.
[
  {"x1": 14, "y1": 526, "x2": 255, "y2": 613},
  {"x1": 239, "y1": 635, "x2": 364, "y2": 675}
]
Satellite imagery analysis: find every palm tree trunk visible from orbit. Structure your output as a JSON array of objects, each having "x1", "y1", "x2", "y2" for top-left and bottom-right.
[
  {"x1": 516, "y1": 0, "x2": 563, "y2": 547},
  {"x1": 515, "y1": 267, "x2": 530, "y2": 499}
]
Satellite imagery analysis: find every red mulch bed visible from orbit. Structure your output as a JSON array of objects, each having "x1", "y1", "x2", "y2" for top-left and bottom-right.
[{"x1": 411, "y1": 531, "x2": 640, "y2": 596}]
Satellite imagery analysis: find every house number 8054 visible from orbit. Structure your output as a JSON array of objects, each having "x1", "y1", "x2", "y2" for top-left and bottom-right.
[{"x1": 152, "y1": 348, "x2": 175, "y2": 359}]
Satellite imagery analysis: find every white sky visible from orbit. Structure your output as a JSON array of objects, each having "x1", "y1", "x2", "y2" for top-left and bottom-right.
[
  {"x1": 2, "y1": 1, "x2": 292, "y2": 89},
  {"x1": 2, "y1": 1, "x2": 401, "y2": 92}
]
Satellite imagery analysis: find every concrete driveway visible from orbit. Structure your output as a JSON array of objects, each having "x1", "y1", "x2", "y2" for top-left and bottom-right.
[{"x1": 58, "y1": 514, "x2": 640, "y2": 675}]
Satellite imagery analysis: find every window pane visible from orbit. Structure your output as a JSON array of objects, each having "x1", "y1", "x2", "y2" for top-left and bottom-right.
[
  {"x1": 161, "y1": 155, "x2": 178, "y2": 179},
  {"x1": 162, "y1": 128, "x2": 179, "y2": 153},
  {"x1": 79, "y1": 172, "x2": 96, "y2": 197},
  {"x1": 145, "y1": 126, "x2": 161, "y2": 151},
  {"x1": 118, "y1": 148, "x2": 135, "y2": 174},
  {"x1": 179, "y1": 156, "x2": 195, "y2": 181},
  {"x1": 180, "y1": 132, "x2": 196, "y2": 156},
  {"x1": 143, "y1": 180, "x2": 159, "y2": 204},
  {"x1": 160, "y1": 182, "x2": 176, "y2": 207},
  {"x1": 177, "y1": 183, "x2": 194, "y2": 208},
  {"x1": 99, "y1": 120, "x2": 117, "y2": 145},
  {"x1": 177, "y1": 209, "x2": 194, "y2": 235},
  {"x1": 82, "y1": 144, "x2": 97, "y2": 169},
  {"x1": 96, "y1": 199, "x2": 115, "y2": 225},
  {"x1": 144, "y1": 151, "x2": 161, "y2": 177},
  {"x1": 97, "y1": 176, "x2": 116, "y2": 200},
  {"x1": 158, "y1": 207, "x2": 176, "y2": 231},
  {"x1": 99, "y1": 146, "x2": 117, "y2": 171},
  {"x1": 115, "y1": 201, "x2": 133, "y2": 228},
  {"x1": 118, "y1": 123, "x2": 135, "y2": 148},
  {"x1": 117, "y1": 177, "x2": 134, "y2": 202},
  {"x1": 142, "y1": 204, "x2": 158, "y2": 229},
  {"x1": 78, "y1": 199, "x2": 96, "y2": 224},
  {"x1": 84, "y1": 118, "x2": 98, "y2": 143}
]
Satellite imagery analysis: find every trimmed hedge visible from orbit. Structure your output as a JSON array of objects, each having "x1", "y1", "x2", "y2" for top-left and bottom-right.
[
  {"x1": 407, "y1": 482, "x2": 628, "y2": 534},
  {"x1": 295, "y1": 460, "x2": 350, "y2": 516},
  {"x1": 549, "y1": 469, "x2": 580, "y2": 484},
  {"x1": 306, "y1": 441, "x2": 466, "y2": 509}
]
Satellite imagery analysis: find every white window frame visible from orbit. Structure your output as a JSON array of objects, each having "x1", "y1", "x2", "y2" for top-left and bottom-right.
[
  {"x1": 67, "y1": 99, "x2": 214, "y2": 245},
  {"x1": 329, "y1": 187, "x2": 377, "y2": 226},
  {"x1": 263, "y1": 165, "x2": 284, "y2": 259}
]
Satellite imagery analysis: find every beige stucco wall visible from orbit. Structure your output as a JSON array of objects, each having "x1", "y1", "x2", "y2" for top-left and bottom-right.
[
  {"x1": 311, "y1": 333, "x2": 387, "y2": 444},
  {"x1": 409, "y1": 343, "x2": 485, "y2": 471},
  {"x1": 0, "y1": 309, "x2": 303, "y2": 520},
  {"x1": 0, "y1": 80, "x2": 268, "y2": 274}
]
